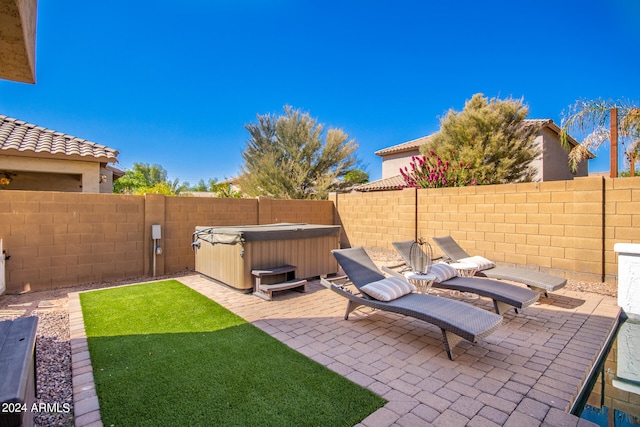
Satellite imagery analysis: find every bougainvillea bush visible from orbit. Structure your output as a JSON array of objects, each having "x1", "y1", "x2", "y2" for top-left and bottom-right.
[{"x1": 400, "y1": 150, "x2": 477, "y2": 188}]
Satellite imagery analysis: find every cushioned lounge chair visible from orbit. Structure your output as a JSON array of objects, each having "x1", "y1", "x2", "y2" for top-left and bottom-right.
[
  {"x1": 320, "y1": 247, "x2": 503, "y2": 360},
  {"x1": 388, "y1": 241, "x2": 539, "y2": 315},
  {"x1": 432, "y1": 236, "x2": 567, "y2": 296}
]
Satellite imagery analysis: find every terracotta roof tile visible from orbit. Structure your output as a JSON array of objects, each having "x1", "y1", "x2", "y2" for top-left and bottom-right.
[
  {"x1": 374, "y1": 135, "x2": 432, "y2": 156},
  {"x1": 0, "y1": 114, "x2": 119, "y2": 162},
  {"x1": 353, "y1": 174, "x2": 406, "y2": 192}
]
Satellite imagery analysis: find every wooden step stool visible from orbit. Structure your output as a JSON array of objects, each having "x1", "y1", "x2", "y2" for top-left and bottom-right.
[{"x1": 251, "y1": 265, "x2": 307, "y2": 301}]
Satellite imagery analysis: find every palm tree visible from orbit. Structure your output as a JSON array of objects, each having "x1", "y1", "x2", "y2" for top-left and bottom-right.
[{"x1": 560, "y1": 98, "x2": 640, "y2": 177}]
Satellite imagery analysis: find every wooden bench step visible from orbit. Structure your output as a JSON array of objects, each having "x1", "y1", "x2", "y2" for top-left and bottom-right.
[
  {"x1": 253, "y1": 279, "x2": 307, "y2": 301},
  {"x1": 251, "y1": 265, "x2": 296, "y2": 277}
]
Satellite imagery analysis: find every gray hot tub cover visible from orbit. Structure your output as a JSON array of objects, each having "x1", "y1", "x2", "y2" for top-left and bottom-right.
[{"x1": 192, "y1": 223, "x2": 341, "y2": 250}]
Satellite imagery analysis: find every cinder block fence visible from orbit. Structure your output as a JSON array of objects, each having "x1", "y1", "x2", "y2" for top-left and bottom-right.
[
  {"x1": 330, "y1": 176, "x2": 640, "y2": 283},
  {"x1": 0, "y1": 192, "x2": 333, "y2": 293},
  {"x1": 1, "y1": 176, "x2": 638, "y2": 293}
]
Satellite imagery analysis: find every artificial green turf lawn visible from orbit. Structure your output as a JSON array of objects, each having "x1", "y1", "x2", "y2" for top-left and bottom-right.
[{"x1": 80, "y1": 280, "x2": 385, "y2": 426}]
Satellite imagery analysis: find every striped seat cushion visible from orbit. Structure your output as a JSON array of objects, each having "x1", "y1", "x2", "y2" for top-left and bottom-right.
[
  {"x1": 430, "y1": 262, "x2": 459, "y2": 282},
  {"x1": 360, "y1": 277, "x2": 416, "y2": 301},
  {"x1": 459, "y1": 255, "x2": 496, "y2": 271}
]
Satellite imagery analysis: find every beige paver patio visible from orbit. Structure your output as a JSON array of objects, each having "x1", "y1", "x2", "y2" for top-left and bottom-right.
[{"x1": 70, "y1": 274, "x2": 618, "y2": 426}]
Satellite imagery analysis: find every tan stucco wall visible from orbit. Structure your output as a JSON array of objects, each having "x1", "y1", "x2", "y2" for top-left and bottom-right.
[
  {"x1": 530, "y1": 127, "x2": 589, "y2": 181},
  {"x1": 381, "y1": 149, "x2": 421, "y2": 179},
  {"x1": 0, "y1": 0, "x2": 37, "y2": 83},
  {"x1": 99, "y1": 165, "x2": 115, "y2": 193},
  {"x1": 0, "y1": 155, "x2": 105, "y2": 192}
]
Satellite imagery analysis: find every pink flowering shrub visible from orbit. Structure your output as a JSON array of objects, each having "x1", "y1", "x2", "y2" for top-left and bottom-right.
[{"x1": 400, "y1": 150, "x2": 476, "y2": 188}]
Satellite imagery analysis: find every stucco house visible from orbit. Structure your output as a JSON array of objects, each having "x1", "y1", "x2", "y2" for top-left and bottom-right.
[
  {"x1": 356, "y1": 119, "x2": 589, "y2": 191},
  {"x1": 0, "y1": 114, "x2": 122, "y2": 193}
]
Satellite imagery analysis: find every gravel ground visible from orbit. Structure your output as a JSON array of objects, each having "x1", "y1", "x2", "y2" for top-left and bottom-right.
[{"x1": 0, "y1": 265, "x2": 617, "y2": 427}]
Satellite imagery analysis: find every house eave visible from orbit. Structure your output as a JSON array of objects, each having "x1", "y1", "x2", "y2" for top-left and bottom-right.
[
  {"x1": 0, "y1": 0, "x2": 37, "y2": 84},
  {"x1": 0, "y1": 149, "x2": 118, "y2": 163}
]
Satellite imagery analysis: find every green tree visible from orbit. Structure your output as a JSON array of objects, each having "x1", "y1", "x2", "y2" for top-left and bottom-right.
[
  {"x1": 209, "y1": 178, "x2": 242, "y2": 198},
  {"x1": 190, "y1": 179, "x2": 209, "y2": 192},
  {"x1": 421, "y1": 93, "x2": 541, "y2": 185},
  {"x1": 113, "y1": 163, "x2": 187, "y2": 195},
  {"x1": 183, "y1": 178, "x2": 242, "y2": 197},
  {"x1": 560, "y1": 98, "x2": 640, "y2": 175},
  {"x1": 342, "y1": 169, "x2": 369, "y2": 185},
  {"x1": 332, "y1": 168, "x2": 370, "y2": 191},
  {"x1": 239, "y1": 106, "x2": 359, "y2": 199}
]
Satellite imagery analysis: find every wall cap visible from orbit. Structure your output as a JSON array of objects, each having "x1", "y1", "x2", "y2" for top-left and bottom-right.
[{"x1": 614, "y1": 243, "x2": 640, "y2": 255}]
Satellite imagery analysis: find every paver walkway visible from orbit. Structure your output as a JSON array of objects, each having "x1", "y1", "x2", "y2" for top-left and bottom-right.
[{"x1": 70, "y1": 274, "x2": 618, "y2": 426}]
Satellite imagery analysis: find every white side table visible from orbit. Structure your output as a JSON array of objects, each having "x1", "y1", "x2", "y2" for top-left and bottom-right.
[
  {"x1": 448, "y1": 262, "x2": 478, "y2": 277},
  {"x1": 404, "y1": 272, "x2": 437, "y2": 294}
]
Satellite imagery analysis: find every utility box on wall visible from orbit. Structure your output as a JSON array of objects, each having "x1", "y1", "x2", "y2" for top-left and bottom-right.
[{"x1": 151, "y1": 224, "x2": 162, "y2": 240}]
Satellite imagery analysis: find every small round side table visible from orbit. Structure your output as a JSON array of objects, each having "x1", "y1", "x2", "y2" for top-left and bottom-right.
[
  {"x1": 448, "y1": 262, "x2": 478, "y2": 277},
  {"x1": 404, "y1": 272, "x2": 437, "y2": 294}
]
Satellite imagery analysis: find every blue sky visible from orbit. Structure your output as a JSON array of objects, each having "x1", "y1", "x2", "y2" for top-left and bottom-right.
[{"x1": 1, "y1": 0, "x2": 639, "y2": 184}]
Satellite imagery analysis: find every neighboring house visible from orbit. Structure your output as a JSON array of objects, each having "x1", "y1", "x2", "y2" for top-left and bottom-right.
[
  {"x1": 356, "y1": 119, "x2": 589, "y2": 192},
  {"x1": 0, "y1": 114, "x2": 122, "y2": 193},
  {"x1": 220, "y1": 176, "x2": 243, "y2": 195}
]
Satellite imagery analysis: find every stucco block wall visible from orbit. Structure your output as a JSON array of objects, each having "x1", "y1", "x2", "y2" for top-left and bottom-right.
[
  {"x1": 416, "y1": 179, "x2": 606, "y2": 282},
  {"x1": 332, "y1": 188, "x2": 416, "y2": 250},
  {"x1": 0, "y1": 191, "x2": 145, "y2": 292},
  {"x1": 163, "y1": 197, "x2": 259, "y2": 275},
  {"x1": 604, "y1": 178, "x2": 640, "y2": 279},
  {"x1": 335, "y1": 177, "x2": 640, "y2": 283},
  {"x1": 0, "y1": 192, "x2": 336, "y2": 293}
]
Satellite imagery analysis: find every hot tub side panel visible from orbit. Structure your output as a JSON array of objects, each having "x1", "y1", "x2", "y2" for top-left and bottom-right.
[
  {"x1": 195, "y1": 235, "x2": 339, "y2": 292},
  {"x1": 194, "y1": 239, "x2": 246, "y2": 290},
  {"x1": 240, "y1": 235, "x2": 339, "y2": 289}
]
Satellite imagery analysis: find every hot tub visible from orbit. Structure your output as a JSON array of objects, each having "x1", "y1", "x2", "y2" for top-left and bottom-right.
[{"x1": 192, "y1": 223, "x2": 341, "y2": 292}]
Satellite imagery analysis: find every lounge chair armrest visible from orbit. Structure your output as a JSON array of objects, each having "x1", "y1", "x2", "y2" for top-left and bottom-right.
[
  {"x1": 320, "y1": 275, "x2": 351, "y2": 289},
  {"x1": 381, "y1": 265, "x2": 407, "y2": 280},
  {"x1": 385, "y1": 262, "x2": 407, "y2": 270}
]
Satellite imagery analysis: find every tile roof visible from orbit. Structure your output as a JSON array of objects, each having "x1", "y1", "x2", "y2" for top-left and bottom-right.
[
  {"x1": 374, "y1": 119, "x2": 581, "y2": 157},
  {"x1": 352, "y1": 174, "x2": 406, "y2": 192},
  {"x1": 374, "y1": 135, "x2": 432, "y2": 156},
  {"x1": 0, "y1": 114, "x2": 119, "y2": 162}
]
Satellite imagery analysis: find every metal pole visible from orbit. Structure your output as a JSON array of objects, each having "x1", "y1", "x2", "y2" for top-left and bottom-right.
[
  {"x1": 152, "y1": 238, "x2": 157, "y2": 277},
  {"x1": 610, "y1": 108, "x2": 618, "y2": 178}
]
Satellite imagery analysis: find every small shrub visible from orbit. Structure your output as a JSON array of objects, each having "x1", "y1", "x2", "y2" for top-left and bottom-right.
[{"x1": 400, "y1": 151, "x2": 476, "y2": 188}]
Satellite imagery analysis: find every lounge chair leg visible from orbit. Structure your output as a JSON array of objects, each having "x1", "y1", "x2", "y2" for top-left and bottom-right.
[
  {"x1": 441, "y1": 330, "x2": 464, "y2": 360},
  {"x1": 529, "y1": 286, "x2": 548, "y2": 298},
  {"x1": 493, "y1": 300, "x2": 511, "y2": 315},
  {"x1": 344, "y1": 300, "x2": 363, "y2": 320}
]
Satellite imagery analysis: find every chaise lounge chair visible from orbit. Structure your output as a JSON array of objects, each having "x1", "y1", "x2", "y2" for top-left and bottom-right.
[
  {"x1": 320, "y1": 247, "x2": 503, "y2": 360},
  {"x1": 432, "y1": 236, "x2": 567, "y2": 296},
  {"x1": 388, "y1": 241, "x2": 540, "y2": 315}
]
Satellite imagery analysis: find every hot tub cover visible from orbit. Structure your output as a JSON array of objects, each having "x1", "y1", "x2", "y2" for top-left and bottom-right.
[{"x1": 193, "y1": 223, "x2": 341, "y2": 246}]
